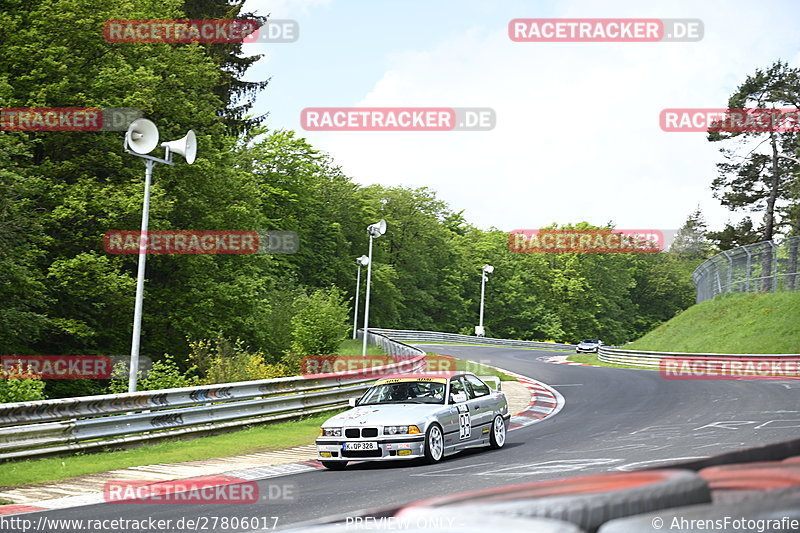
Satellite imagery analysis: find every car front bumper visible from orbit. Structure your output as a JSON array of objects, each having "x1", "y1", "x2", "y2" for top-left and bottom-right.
[{"x1": 315, "y1": 435, "x2": 426, "y2": 461}]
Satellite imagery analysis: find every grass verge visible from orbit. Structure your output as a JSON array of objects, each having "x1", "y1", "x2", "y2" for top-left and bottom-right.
[
  {"x1": 415, "y1": 341, "x2": 574, "y2": 352},
  {"x1": 336, "y1": 339, "x2": 387, "y2": 356},
  {"x1": 626, "y1": 291, "x2": 800, "y2": 354},
  {"x1": 567, "y1": 351, "x2": 656, "y2": 371},
  {"x1": 426, "y1": 353, "x2": 517, "y2": 381}
]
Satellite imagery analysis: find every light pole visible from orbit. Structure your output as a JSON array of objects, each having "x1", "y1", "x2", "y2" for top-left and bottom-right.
[
  {"x1": 362, "y1": 219, "x2": 387, "y2": 356},
  {"x1": 124, "y1": 119, "x2": 197, "y2": 392},
  {"x1": 352, "y1": 255, "x2": 370, "y2": 339},
  {"x1": 476, "y1": 264, "x2": 494, "y2": 337}
]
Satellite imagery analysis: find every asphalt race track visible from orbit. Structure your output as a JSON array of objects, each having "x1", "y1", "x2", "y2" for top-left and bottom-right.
[{"x1": 7, "y1": 345, "x2": 800, "y2": 532}]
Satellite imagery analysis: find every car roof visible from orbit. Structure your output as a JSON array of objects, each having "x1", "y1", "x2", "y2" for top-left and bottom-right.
[{"x1": 376, "y1": 372, "x2": 475, "y2": 380}]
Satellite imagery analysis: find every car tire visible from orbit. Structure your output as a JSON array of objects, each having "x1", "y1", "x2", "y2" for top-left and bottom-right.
[
  {"x1": 489, "y1": 415, "x2": 507, "y2": 449},
  {"x1": 424, "y1": 423, "x2": 444, "y2": 464},
  {"x1": 321, "y1": 460, "x2": 348, "y2": 470}
]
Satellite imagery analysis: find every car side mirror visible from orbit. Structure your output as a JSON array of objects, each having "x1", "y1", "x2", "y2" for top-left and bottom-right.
[
  {"x1": 348, "y1": 397, "x2": 359, "y2": 407},
  {"x1": 451, "y1": 392, "x2": 467, "y2": 404}
]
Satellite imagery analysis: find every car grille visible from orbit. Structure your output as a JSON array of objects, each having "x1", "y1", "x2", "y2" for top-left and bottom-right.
[
  {"x1": 342, "y1": 449, "x2": 382, "y2": 458},
  {"x1": 344, "y1": 427, "x2": 378, "y2": 438}
]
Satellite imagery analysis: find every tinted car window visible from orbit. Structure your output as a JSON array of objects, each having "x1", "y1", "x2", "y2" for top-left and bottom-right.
[{"x1": 360, "y1": 381, "x2": 445, "y2": 404}]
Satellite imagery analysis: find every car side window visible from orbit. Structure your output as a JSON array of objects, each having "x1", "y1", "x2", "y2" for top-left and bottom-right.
[
  {"x1": 449, "y1": 377, "x2": 466, "y2": 403},
  {"x1": 465, "y1": 375, "x2": 490, "y2": 398},
  {"x1": 461, "y1": 376, "x2": 476, "y2": 399}
]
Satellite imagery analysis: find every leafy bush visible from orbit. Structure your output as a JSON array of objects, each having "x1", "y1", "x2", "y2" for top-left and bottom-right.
[
  {"x1": 189, "y1": 336, "x2": 290, "y2": 385},
  {"x1": 0, "y1": 366, "x2": 47, "y2": 403},
  {"x1": 289, "y1": 287, "x2": 350, "y2": 357},
  {"x1": 108, "y1": 354, "x2": 199, "y2": 393}
]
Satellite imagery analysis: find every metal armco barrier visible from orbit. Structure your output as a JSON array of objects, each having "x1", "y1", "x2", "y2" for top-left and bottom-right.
[
  {"x1": 599, "y1": 346, "x2": 799, "y2": 369},
  {"x1": 370, "y1": 328, "x2": 573, "y2": 351},
  {"x1": 0, "y1": 332, "x2": 425, "y2": 461}
]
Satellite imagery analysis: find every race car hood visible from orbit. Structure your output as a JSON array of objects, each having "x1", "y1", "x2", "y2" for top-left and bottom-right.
[{"x1": 322, "y1": 404, "x2": 445, "y2": 427}]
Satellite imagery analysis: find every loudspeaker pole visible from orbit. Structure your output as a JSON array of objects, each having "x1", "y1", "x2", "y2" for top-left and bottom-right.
[
  {"x1": 361, "y1": 220, "x2": 386, "y2": 357},
  {"x1": 128, "y1": 159, "x2": 154, "y2": 393},
  {"x1": 123, "y1": 119, "x2": 197, "y2": 393}
]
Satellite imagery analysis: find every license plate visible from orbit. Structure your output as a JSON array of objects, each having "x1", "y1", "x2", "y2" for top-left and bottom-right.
[{"x1": 343, "y1": 441, "x2": 378, "y2": 451}]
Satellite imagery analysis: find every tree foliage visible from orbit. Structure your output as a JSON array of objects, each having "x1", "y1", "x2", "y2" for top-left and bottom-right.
[
  {"x1": 0, "y1": 0, "x2": 708, "y2": 398},
  {"x1": 708, "y1": 61, "x2": 800, "y2": 242}
]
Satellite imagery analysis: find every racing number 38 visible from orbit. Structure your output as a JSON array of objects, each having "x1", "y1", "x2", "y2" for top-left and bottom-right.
[{"x1": 458, "y1": 404, "x2": 470, "y2": 439}]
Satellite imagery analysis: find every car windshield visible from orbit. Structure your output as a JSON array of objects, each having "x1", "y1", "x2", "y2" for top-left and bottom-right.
[
  {"x1": 359, "y1": 381, "x2": 446, "y2": 405},
  {"x1": 582, "y1": 339, "x2": 599, "y2": 343}
]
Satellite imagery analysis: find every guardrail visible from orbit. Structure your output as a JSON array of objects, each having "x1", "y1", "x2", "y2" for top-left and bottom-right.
[
  {"x1": 599, "y1": 346, "x2": 799, "y2": 369},
  {"x1": 0, "y1": 331, "x2": 425, "y2": 462},
  {"x1": 371, "y1": 328, "x2": 573, "y2": 351}
]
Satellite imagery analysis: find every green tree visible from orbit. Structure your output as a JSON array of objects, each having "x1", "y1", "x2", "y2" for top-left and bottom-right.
[
  {"x1": 671, "y1": 208, "x2": 711, "y2": 259},
  {"x1": 707, "y1": 218, "x2": 762, "y2": 251},
  {"x1": 708, "y1": 61, "x2": 799, "y2": 242},
  {"x1": 290, "y1": 287, "x2": 350, "y2": 357}
]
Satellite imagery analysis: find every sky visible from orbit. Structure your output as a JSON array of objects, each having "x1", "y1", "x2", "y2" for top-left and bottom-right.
[{"x1": 238, "y1": 0, "x2": 800, "y2": 233}]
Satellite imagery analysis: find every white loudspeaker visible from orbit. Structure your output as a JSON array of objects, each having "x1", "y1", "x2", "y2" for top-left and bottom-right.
[
  {"x1": 368, "y1": 219, "x2": 387, "y2": 237},
  {"x1": 125, "y1": 119, "x2": 159, "y2": 155},
  {"x1": 161, "y1": 130, "x2": 197, "y2": 164}
]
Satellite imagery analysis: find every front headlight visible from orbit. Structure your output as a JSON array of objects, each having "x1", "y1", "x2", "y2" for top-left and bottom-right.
[
  {"x1": 383, "y1": 425, "x2": 421, "y2": 435},
  {"x1": 321, "y1": 427, "x2": 342, "y2": 437}
]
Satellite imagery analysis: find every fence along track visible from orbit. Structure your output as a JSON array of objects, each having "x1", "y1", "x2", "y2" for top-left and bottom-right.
[{"x1": 693, "y1": 237, "x2": 800, "y2": 303}]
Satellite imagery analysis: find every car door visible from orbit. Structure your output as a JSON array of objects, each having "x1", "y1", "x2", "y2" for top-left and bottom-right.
[
  {"x1": 445, "y1": 376, "x2": 474, "y2": 448},
  {"x1": 464, "y1": 374, "x2": 493, "y2": 442}
]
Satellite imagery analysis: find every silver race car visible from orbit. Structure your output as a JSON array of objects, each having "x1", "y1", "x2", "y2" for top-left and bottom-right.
[
  {"x1": 316, "y1": 373, "x2": 509, "y2": 470},
  {"x1": 576, "y1": 339, "x2": 603, "y2": 353}
]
